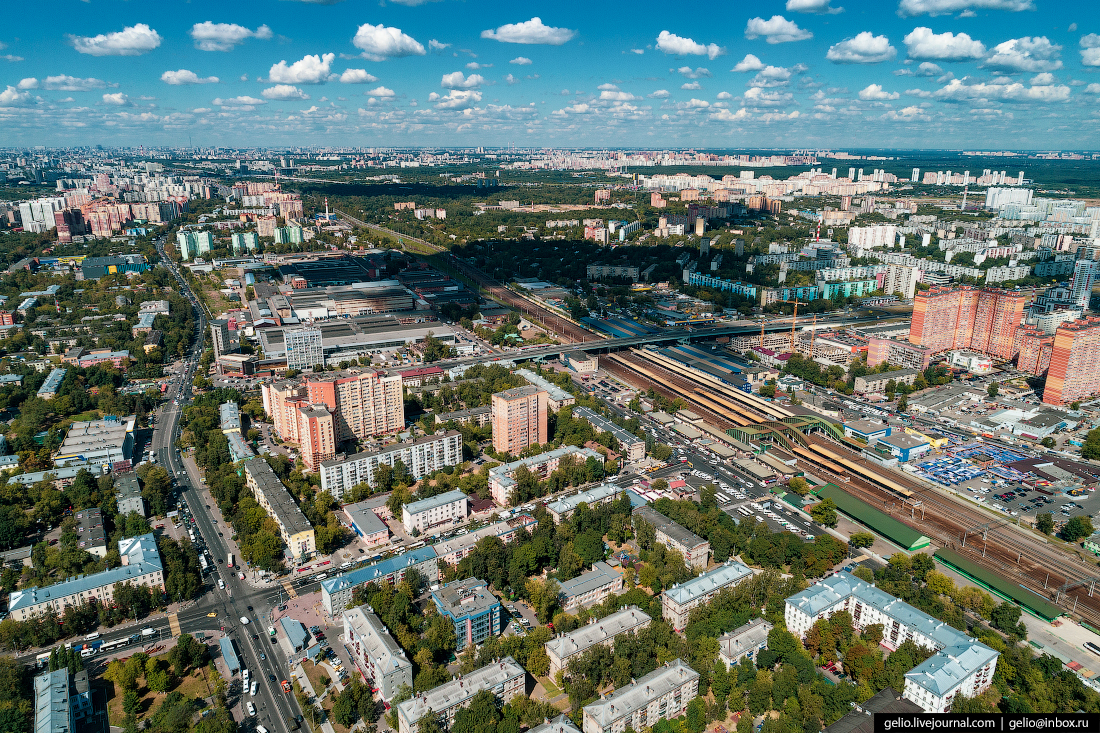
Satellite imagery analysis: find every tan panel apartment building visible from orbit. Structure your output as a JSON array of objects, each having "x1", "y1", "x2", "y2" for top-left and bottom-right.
[{"x1": 491, "y1": 385, "x2": 548, "y2": 456}]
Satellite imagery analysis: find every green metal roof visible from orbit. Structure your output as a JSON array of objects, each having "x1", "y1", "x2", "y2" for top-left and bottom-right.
[
  {"x1": 934, "y1": 548, "x2": 1063, "y2": 622},
  {"x1": 817, "y1": 484, "x2": 931, "y2": 551}
]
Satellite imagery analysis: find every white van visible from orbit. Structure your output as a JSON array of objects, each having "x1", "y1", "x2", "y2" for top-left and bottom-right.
[
  {"x1": 80, "y1": 648, "x2": 97, "y2": 658},
  {"x1": 246, "y1": 701, "x2": 256, "y2": 717},
  {"x1": 250, "y1": 681, "x2": 258, "y2": 697},
  {"x1": 257, "y1": 727, "x2": 269, "y2": 733},
  {"x1": 141, "y1": 628, "x2": 156, "y2": 637},
  {"x1": 316, "y1": 573, "x2": 328, "y2": 581},
  {"x1": 84, "y1": 632, "x2": 101, "y2": 641}
]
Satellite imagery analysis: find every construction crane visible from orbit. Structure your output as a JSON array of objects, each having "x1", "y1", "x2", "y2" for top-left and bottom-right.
[
  {"x1": 808, "y1": 313, "x2": 818, "y2": 357},
  {"x1": 778, "y1": 298, "x2": 805, "y2": 354}
]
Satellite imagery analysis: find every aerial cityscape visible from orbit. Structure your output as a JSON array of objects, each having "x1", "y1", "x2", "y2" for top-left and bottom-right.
[{"x1": 3, "y1": 2, "x2": 1100, "y2": 733}]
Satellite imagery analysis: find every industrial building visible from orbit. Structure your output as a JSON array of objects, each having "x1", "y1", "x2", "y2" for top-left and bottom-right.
[
  {"x1": 53, "y1": 414, "x2": 135, "y2": 469},
  {"x1": 258, "y1": 317, "x2": 457, "y2": 367}
]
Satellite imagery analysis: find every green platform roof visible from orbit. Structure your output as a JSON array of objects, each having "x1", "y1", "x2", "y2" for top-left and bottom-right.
[
  {"x1": 934, "y1": 547, "x2": 1063, "y2": 622},
  {"x1": 817, "y1": 483, "x2": 931, "y2": 551}
]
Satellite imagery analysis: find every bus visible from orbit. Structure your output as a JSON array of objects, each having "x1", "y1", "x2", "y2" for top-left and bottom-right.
[
  {"x1": 199, "y1": 554, "x2": 209, "y2": 573},
  {"x1": 227, "y1": 555, "x2": 234, "y2": 569},
  {"x1": 406, "y1": 541, "x2": 425, "y2": 552},
  {"x1": 101, "y1": 637, "x2": 131, "y2": 654},
  {"x1": 35, "y1": 652, "x2": 50, "y2": 669},
  {"x1": 1084, "y1": 641, "x2": 1100, "y2": 658}
]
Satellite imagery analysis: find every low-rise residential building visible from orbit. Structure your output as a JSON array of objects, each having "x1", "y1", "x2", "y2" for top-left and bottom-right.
[
  {"x1": 396, "y1": 657, "x2": 526, "y2": 733},
  {"x1": 546, "y1": 605, "x2": 651, "y2": 676},
  {"x1": 529, "y1": 715, "x2": 583, "y2": 733},
  {"x1": 581, "y1": 660, "x2": 699, "y2": 733},
  {"x1": 37, "y1": 368, "x2": 67, "y2": 400},
  {"x1": 114, "y1": 473, "x2": 145, "y2": 518},
  {"x1": 434, "y1": 405, "x2": 492, "y2": 427},
  {"x1": 320, "y1": 431, "x2": 463, "y2": 499},
  {"x1": 219, "y1": 401, "x2": 242, "y2": 434},
  {"x1": 431, "y1": 578, "x2": 502, "y2": 651},
  {"x1": 853, "y1": 369, "x2": 921, "y2": 395},
  {"x1": 662, "y1": 561, "x2": 754, "y2": 632},
  {"x1": 546, "y1": 483, "x2": 624, "y2": 524},
  {"x1": 785, "y1": 572, "x2": 999, "y2": 713},
  {"x1": 402, "y1": 489, "x2": 468, "y2": 535},
  {"x1": 632, "y1": 506, "x2": 710, "y2": 571},
  {"x1": 9, "y1": 533, "x2": 163, "y2": 621},
  {"x1": 514, "y1": 369, "x2": 576, "y2": 410},
  {"x1": 489, "y1": 446, "x2": 604, "y2": 506},
  {"x1": 74, "y1": 507, "x2": 107, "y2": 558},
  {"x1": 33, "y1": 667, "x2": 93, "y2": 733},
  {"x1": 559, "y1": 561, "x2": 624, "y2": 613},
  {"x1": 433, "y1": 514, "x2": 537, "y2": 566},
  {"x1": 241, "y1": 457, "x2": 316, "y2": 560},
  {"x1": 718, "y1": 618, "x2": 773, "y2": 668},
  {"x1": 342, "y1": 501, "x2": 390, "y2": 548},
  {"x1": 342, "y1": 604, "x2": 413, "y2": 701},
  {"x1": 321, "y1": 547, "x2": 439, "y2": 616},
  {"x1": 573, "y1": 407, "x2": 646, "y2": 462},
  {"x1": 227, "y1": 432, "x2": 255, "y2": 462}
]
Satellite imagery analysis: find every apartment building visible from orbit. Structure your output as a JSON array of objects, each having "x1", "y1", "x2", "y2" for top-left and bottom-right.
[
  {"x1": 581, "y1": 660, "x2": 699, "y2": 733},
  {"x1": 573, "y1": 407, "x2": 646, "y2": 462},
  {"x1": 853, "y1": 368, "x2": 921, "y2": 395},
  {"x1": 74, "y1": 507, "x2": 107, "y2": 558},
  {"x1": 114, "y1": 473, "x2": 145, "y2": 518},
  {"x1": 342, "y1": 501, "x2": 391, "y2": 548},
  {"x1": 342, "y1": 604, "x2": 413, "y2": 701},
  {"x1": 546, "y1": 483, "x2": 624, "y2": 524},
  {"x1": 433, "y1": 514, "x2": 537, "y2": 566},
  {"x1": 514, "y1": 369, "x2": 576, "y2": 410},
  {"x1": 1043, "y1": 316, "x2": 1100, "y2": 406},
  {"x1": 321, "y1": 547, "x2": 439, "y2": 616},
  {"x1": 559, "y1": 561, "x2": 624, "y2": 612},
  {"x1": 488, "y1": 446, "x2": 604, "y2": 506},
  {"x1": 262, "y1": 370, "x2": 404, "y2": 446},
  {"x1": 530, "y1": 716, "x2": 583, "y2": 733},
  {"x1": 632, "y1": 506, "x2": 710, "y2": 571},
  {"x1": 396, "y1": 657, "x2": 526, "y2": 733},
  {"x1": 881, "y1": 264, "x2": 921, "y2": 300},
  {"x1": 718, "y1": 618, "x2": 773, "y2": 668},
  {"x1": 431, "y1": 578, "x2": 502, "y2": 651},
  {"x1": 241, "y1": 457, "x2": 316, "y2": 560},
  {"x1": 284, "y1": 327, "x2": 323, "y2": 370},
  {"x1": 9, "y1": 533, "x2": 163, "y2": 621},
  {"x1": 402, "y1": 489, "x2": 468, "y2": 534},
  {"x1": 546, "y1": 606, "x2": 652, "y2": 676},
  {"x1": 219, "y1": 401, "x2": 242, "y2": 434},
  {"x1": 662, "y1": 561, "x2": 754, "y2": 632},
  {"x1": 1015, "y1": 325, "x2": 1054, "y2": 377},
  {"x1": 33, "y1": 667, "x2": 93, "y2": 733},
  {"x1": 297, "y1": 404, "x2": 336, "y2": 471},
  {"x1": 785, "y1": 572, "x2": 998, "y2": 713},
  {"x1": 491, "y1": 385, "x2": 548, "y2": 456},
  {"x1": 319, "y1": 431, "x2": 463, "y2": 499},
  {"x1": 909, "y1": 286, "x2": 1026, "y2": 360}
]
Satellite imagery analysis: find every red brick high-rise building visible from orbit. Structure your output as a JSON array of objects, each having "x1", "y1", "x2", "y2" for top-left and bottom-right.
[
  {"x1": 1043, "y1": 316, "x2": 1100, "y2": 406},
  {"x1": 1015, "y1": 325, "x2": 1054, "y2": 377},
  {"x1": 909, "y1": 286, "x2": 1027, "y2": 360}
]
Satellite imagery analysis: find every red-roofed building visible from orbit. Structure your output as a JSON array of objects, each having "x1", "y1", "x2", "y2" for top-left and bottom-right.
[{"x1": 398, "y1": 366, "x2": 444, "y2": 387}]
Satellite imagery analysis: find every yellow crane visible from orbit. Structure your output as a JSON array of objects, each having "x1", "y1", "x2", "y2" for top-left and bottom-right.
[{"x1": 778, "y1": 298, "x2": 805, "y2": 354}]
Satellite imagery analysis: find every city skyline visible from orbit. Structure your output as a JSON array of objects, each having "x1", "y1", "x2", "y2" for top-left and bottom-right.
[{"x1": 0, "y1": 0, "x2": 1097, "y2": 148}]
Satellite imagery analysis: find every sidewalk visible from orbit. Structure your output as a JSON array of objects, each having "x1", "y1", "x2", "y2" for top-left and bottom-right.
[{"x1": 292, "y1": 661, "x2": 337, "y2": 733}]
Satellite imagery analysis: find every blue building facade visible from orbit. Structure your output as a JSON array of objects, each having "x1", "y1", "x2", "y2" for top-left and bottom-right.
[{"x1": 430, "y1": 578, "x2": 501, "y2": 651}]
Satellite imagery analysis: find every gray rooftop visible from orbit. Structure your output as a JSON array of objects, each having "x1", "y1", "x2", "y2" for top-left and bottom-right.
[
  {"x1": 403, "y1": 489, "x2": 467, "y2": 517},
  {"x1": 219, "y1": 401, "x2": 242, "y2": 432},
  {"x1": 397, "y1": 657, "x2": 525, "y2": 728},
  {"x1": 431, "y1": 577, "x2": 500, "y2": 620},
  {"x1": 73, "y1": 507, "x2": 106, "y2": 552},
  {"x1": 574, "y1": 407, "x2": 644, "y2": 447},
  {"x1": 432, "y1": 515, "x2": 536, "y2": 558},
  {"x1": 558, "y1": 561, "x2": 620, "y2": 600},
  {"x1": 37, "y1": 368, "x2": 67, "y2": 398},
  {"x1": 280, "y1": 617, "x2": 311, "y2": 650},
  {"x1": 343, "y1": 605, "x2": 410, "y2": 674},
  {"x1": 242, "y1": 458, "x2": 314, "y2": 537},
  {"x1": 344, "y1": 501, "x2": 389, "y2": 538},
  {"x1": 491, "y1": 446, "x2": 604, "y2": 497},
  {"x1": 527, "y1": 715, "x2": 582, "y2": 733},
  {"x1": 546, "y1": 606, "x2": 651, "y2": 661},
  {"x1": 114, "y1": 473, "x2": 142, "y2": 502},
  {"x1": 514, "y1": 369, "x2": 574, "y2": 403},
  {"x1": 718, "y1": 618, "x2": 773, "y2": 662},
  {"x1": 494, "y1": 384, "x2": 543, "y2": 401},
  {"x1": 845, "y1": 419, "x2": 890, "y2": 435},
  {"x1": 879, "y1": 433, "x2": 930, "y2": 450},
  {"x1": 663, "y1": 561, "x2": 753, "y2": 607},
  {"x1": 633, "y1": 506, "x2": 707, "y2": 552},
  {"x1": 34, "y1": 668, "x2": 71, "y2": 733},
  {"x1": 582, "y1": 660, "x2": 699, "y2": 729},
  {"x1": 546, "y1": 482, "x2": 622, "y2": 517}
]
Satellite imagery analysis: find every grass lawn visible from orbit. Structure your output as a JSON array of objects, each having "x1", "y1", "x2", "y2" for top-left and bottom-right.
[
  {"x1": 106, "y1": 667, "x2": 213, "y2": 725},
  {"x1": 301, "y1": 660, "x2": 333, "y2": 697},
  {"x1": 539, "y1": 676, "x2": 562, "y2": 698}
]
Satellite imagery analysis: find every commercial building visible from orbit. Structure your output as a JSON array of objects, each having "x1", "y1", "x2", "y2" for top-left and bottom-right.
[
  {"x1": 491, "y1": 385, "x2": 549, "y2": 456},
  {"x1": 342, "y1": 501, "x2": 390, "y2": 548},
  {"x1": 853, "y1": 369, "x2": 921, "y2": 395},
  {"x1": 877, "y1": 433, "x2": 932, "y2": 463},
  {"x1": 9, "y1": 533, "x2": 163, "y2": 621},
  {"x1": 562, "y1": 351, "x2": 598, "y2": 373},
  {"x1": 241, "y1": 457, "x2": 316, "y2": 560},
  {"x1": 718, "y1": 618, "x2": 773, "y2": 668},
  {"x1": 262, "y1": 370, "x2": 404, "y2": 445},
  {"x1": 843, "y1": 419, "x2": 891, "y2": 443},
  {"x1": 785, "y1": 572, "x2": 998, "y2": 713},
  {"x1": 489, "y1": 446, "x2": 604, "y2": 506},
  {"x1": 546, "y1": 483, "x2": 624, "y2": 524},
  {"x1": 581, "y1": 660, "x2": 699, "y2": 733},
  {"x1": 431, "y1": 578, "x2": 502, "y2": 651},
  {"x1": 37, "y1": 368, "x2": 67, "y2": 400},
  {"x1": 546, "y1": 606, "x2": 651, "y2": 676},
  {"x1": 258, "y1": 317, "x2": 457, "y2": 366},
  {"x1": 632, "y1": 506, "x2": 710, "y2": 570},
  {"x1": 909, "y1": 286, "x2": 1026, "y2": 360},
  {"x1": 433, "y1": 514, "x2": 537, "y2": 566},
  {"x1": 396, "y1": 657, "x2": 526, "y2": 733},
  {"x1": 284, "y1": 327, "x2": 324, "y2": 370},
  {"x1": 53, "y1": 415, "x2": 135, "y2": 469},
  {"x1": 342, "y1": 605, "x2": 413, "y2": 702},
  {"x1": 1043, "y1": 316, "x2": 1100, "y2": 406},
  {"x1": 559, "y1": 561, "x2": 624, "y2": 612},
  {"x1": 319, "y1": 431, "x2": 463, "y2": 499},
  {"x1": 573, "y1": 407, "x2": 646, "y2": 462},
  {"x1": 219, "y1": 637, "x2": 241, "y2": 675},
  {"x1": 402, "y1": 489, "x2": 468, "y2": 535},
  {"x1": 114, "y1": 473, "x2": 145, "y2": 518},
  {"x1": 321, "y1": 547, "x2": 439, "y2": 616},
  {"x1": 33, "y1": 667, "x2": 92, "y2": 733},
  {"x1": 662, "y1": 561, "x2": 754, "y2": 632},
  {"x1": 210, "y1": 319, "x2": 237, "y2": 358}
]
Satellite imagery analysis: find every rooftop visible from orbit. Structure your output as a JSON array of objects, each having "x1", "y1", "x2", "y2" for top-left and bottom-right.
[
  {"x1": 114, "y1": 473, "x2": 141, "y2": 502},
  {"x1": 582, "y1": 660, "x2": 699, "y2": 728},
  {"x1": 574, "y1": 407, "x2": 643, "y2": 447},
  {"x1": 397, "y1": 657, "x2": 524, "y2": 726},
  {"x1": 664, "y1": 561, "x2": 753, "y2": 606},
  {"x1": 546, "y1": 482, "x2": 623, "y2": 517},
  {"x1": 514, "y1": 369, "x2": 574, "y2": 403},
  {"x1": 527, "y1": 715, "x2": 582, "y2": 733},
  {"x1": 491, "y1": 446, "x2": 604, "y2": 497},
  {"x1": 219, "y1": 401, "x2": 241, "y2": 432},
  {"x1": 321, "y1": 547, "x2": 438, "y2": 597},
  {"x1": 718, "y1": 618, "x2": 773, "y2": 662},
  {"x1": 845, "y1": 419, "x2": 890, "y2": 435},
  {"x1": 632, "y1": 506, "x2": 707, "y2": 552},
  {"x1": 241, "y1": 458, "x2": 314, "y2": 537},
  {"x1": 343, "y1": 605, "x2": 410, "y2": 673},
  {"x1": 432, "y1": 515, "x2": 536, "y2": 558},
  {"x1": 343, "y1": 501, "x2": 389, "y2": 538},
  {"x1": 403, "y1": 489, "x2": 467, "y2": 517},
  {"x1": 493, "y1": 384, "x2": 544, "y2": 401},
  {"x1": 546, "y1": 606, "x2": 651, "y2": 661},
  {"x1": 34, "y1": 668, "x2": 70, "y2": 733},
  {"x1": 431, "y1": 577, "x2": 500, "y2": 619},
  {"x1": 559, "y1": 561, "x2": 620, "y2": 599}
]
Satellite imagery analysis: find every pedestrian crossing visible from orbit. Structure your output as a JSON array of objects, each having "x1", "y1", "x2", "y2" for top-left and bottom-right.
[
  {"x1": 168, "y1": 613, "x2": 181, "y2": 637},
  {"x1": 282, "y1": 579, "x2": 297, "y2": 598}
]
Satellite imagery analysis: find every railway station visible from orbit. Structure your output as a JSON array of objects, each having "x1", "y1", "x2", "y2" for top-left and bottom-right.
[{"x1": 817, "y1": 483, "x2": 932, "y2": 552}]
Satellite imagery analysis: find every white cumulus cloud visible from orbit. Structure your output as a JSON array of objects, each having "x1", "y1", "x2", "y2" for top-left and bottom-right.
[
  {"x1": 366, "y1": 86, "x2": 395, "y2": 98},
  {"x1": 353, "y1": 24, "x2": 426, "y2": 61},
  {"x1": 189, "y1": 22, "x2": 272, "y2": 52},
  {"x1": 717, "y1": 91, "x2": 733, "y2": 99},
  {"x1": 648, "y1": 89, "x2": 670, "y2": 98},
  {"x1": 262, "y1": 84, "x2": 310, "y2": 100},
  {"x1": 827, "y1": 32, "x2": 897, "y2": 63},
  {"x1": 859, "y1": 83, "x2": 901, "y2": 99},
  {"x1": 480, "y1": 18, "x2": 576, "y2": 45},
  {"x1": 681, "y1": 81, "x2": 702, "y2": 90},
  {"x1": 744, "y1": 16, "x2": 812, "y2": 44},
  {"x1": 676, "y1": 66, "x2": 711, "y2": 79},
  {"x1": 882, "y1": 105, "x2": 931, "y2": 121},
  {"x1": 732, "y1": 54, "x2": 765, "y2": 72},
  {"x1": 601, "y1": 90, "x2": 639, "y2": 101},
  {"x1": 213, "y1": 96, "x2": 266, "y2": 107},
  {"x1": 656, "y1": 31, "x2": 726, "y2": 59},
  {"x1": 102, "y1": 92, "x2": 132, "y2": 106},
  {"x1": 1084, "y1": 83, "x2": 1100, "y2": 93},
  {"x1": 0, "y1": 86, "x2": 33, "y2": 105},
  {"x1": 748, "y1": 66, "x2": 793, "y2": 87},
  {"x1": 161, "y1": 69, "x2": 219, "y2": 85},
  {"x1": 69, "y1": 24, "x2": 162, "y2": 56},
  {"x1": 787, "y1": 0, "x2": 843, "y2": 13},
  {"x1": 510, "y1": 57, "x2": 533, "y2": 65},
  {"x1": 898, "y1": 0, "x2": 1034, "y2": 17},
  {"x1": 505, "y1": 74, "x2": 519, "y2": 85},
  {"x1": 267, "y1": 53, "x2": 335, "y2": 84},
  {"x1": 984, "y1": 37, "x2": 1062, "y2": 72},
  {"x1": 743, "y1": 87, "x2": 794, "y2": 106},
  {"x1": 428, "y1": 40, "x2": 450, "y2": 53},
  {"x1": 432, "y1": 89, "x2": 482, "y2": 109},
  {"x1": 1082, "y1": 34, "x2": 1100, "y2": 67},
  {"x1": 441, "y1": 71, "x2": 485, "y2": 89},
  {"x1": 903, "y1": 27, "x2": 985, "y2": 60},
  {"x1": 932, "y1": 76, "x2": 1070, "y2": 102},
  {"x1": 339, "y1": 69, "x2": 378, "y2": 84},
  {"x1": 19, "y1": 75, "x2": 109, "y2": 91}
]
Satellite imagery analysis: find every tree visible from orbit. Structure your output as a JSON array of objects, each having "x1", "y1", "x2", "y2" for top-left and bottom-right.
[
  {"x1": 1036, "y1": 513, "x2": 1054, "y2": 535},
  {"x1": 651, "y1": 444, "x2": 673, "y2": 462},
  {"x1": 686, "y1": 698, "x2": 706, "y2": 733},
  {"x1": 897, "y1": 395, "x2": 908, "y2": 412},
  {"x1": 987, "y1": 382, "x2": 999, "y2": 399},
  {"x1": 787, "y1": 477, "x2": 810, "y2": 497},
  {"x1": 809, "y1": 499, "x2": 838, "y2": 528},
  {"x1": 990, "y1": 602, "x2": 1026, "y2": 638},
  {"x1": 1041, "y1": 437, "x2": 1056, "y2": 448},
  {"x1": 848, "y1": 532, "x2": 875, "y2": 549},
  {"x1": 123, "y1": 690, "x2": 142, "y2": 717},
  {"x1": 1083, "y1": 428, "x2": 1100, "y2": 461},
  {"x1": 1062, "y1": 516, "x2": 1094, "y2": 543}
]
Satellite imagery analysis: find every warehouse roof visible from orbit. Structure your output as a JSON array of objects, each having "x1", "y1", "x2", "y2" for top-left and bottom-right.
[{"x1": 817, "y1": 484, "x2": 930, "y2": 551}]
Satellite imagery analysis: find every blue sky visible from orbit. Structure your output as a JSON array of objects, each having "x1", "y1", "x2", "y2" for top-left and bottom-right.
[{"x1": 1, "y1": 0, "x2": 1098, "y2": 148}]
